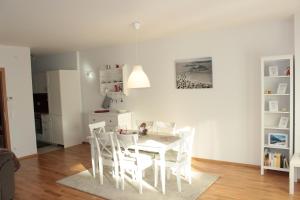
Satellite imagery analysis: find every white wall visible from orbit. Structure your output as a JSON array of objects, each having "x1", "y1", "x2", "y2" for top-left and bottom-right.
[
  {"x1": 0, "y1": 45, "x2": 37, "y2": 157},
  {"x1": 79, "y1": 19, "x2": 294, "y2": 165},
  {"x1": 31, "y1": 51, "x2": 79, "y2": 73},
  {"x1": 295, "y1": 12, "x2": 300, "y2": 153}
]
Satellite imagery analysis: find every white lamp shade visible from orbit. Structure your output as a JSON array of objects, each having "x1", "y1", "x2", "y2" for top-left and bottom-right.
[{"x1": 127, "y1": 65, "x2": 150, "y2": 88}]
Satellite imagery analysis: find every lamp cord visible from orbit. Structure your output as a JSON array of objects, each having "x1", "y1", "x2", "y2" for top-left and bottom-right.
[{"x1": 135, "y1": 28, "x2": 138, "y2": 65}]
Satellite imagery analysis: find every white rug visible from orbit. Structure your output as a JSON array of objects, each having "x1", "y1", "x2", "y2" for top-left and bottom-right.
[{"x1": 57, "y1": 167, "x2": 218, "y2": 200}]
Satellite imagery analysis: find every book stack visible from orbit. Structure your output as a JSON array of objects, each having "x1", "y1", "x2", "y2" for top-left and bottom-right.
[{"x1": 264, "y1": 149, "x2": 289, "y2": 169}]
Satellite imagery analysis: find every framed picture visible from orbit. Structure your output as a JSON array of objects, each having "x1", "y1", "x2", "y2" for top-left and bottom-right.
[
  {"x1": 175, "y1": 57, "x2": 213, "y2": 89},
  {"x1": 278, "y1": 116, "x2": 289, "y2": 128},
  {"x1": 268, "y1": 133, "x2": 288, "y2": 147},
  {"x1": 269, "y1": 100, "x2": 278, "y2": 112},
  {"x1": 277, "y1": 83, "x2": 288, "y2": 94},
  {"x1": 269, "y1": 66, "x2": 278, "y2": 76}
]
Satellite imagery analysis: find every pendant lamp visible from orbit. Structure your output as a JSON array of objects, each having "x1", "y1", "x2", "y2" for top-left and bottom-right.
[{"x1": 127, "y1": 21, "x2": 151, "y2": 88}]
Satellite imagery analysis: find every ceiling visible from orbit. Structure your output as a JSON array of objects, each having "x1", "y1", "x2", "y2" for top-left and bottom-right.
[{"x1": 0, "y1": 0, "x2": 299, "y2": 55}]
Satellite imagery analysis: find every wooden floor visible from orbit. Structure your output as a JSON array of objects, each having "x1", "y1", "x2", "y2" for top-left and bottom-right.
[{"x1": 15, "y1": 144, "x2": 300, "y2": 200}]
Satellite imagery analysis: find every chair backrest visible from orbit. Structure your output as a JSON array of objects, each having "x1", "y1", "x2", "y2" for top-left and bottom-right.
[
  {"x1": 114, "y1": 133, "x2": 140, "y2": 166},
  {"x1": 176, "y1": 127, "x2": 195, "y2": 161},
  {"x1": 89, "y1": 121, "x2": 114, "y2": 161},
  {"x1": 153, "y1": 121, "x2": 176, "y2": 135},
  {"x1": 136, "y1": 120, "x2": 154, "y2": 132}
]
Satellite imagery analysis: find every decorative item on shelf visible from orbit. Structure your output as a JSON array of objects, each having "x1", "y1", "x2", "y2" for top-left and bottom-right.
[
  {"x1": 278, "y1": 117, "x2": 289, "y2": 128},
  {"x1": 264, "y1": 149, "x2": 289, "y2": 169},
  {"x1": 269, "y1": 66, "x2": 278, "y2": 76},
  {"x1": 269, "y1": 100, "x2": 278, "y2": 112},
  {"x1": 277, "y1": 83, "x2": 288, "y2": 94},
  {"x1": 102, "y1": 95, "x2": 112, "y2": 109},
  {"x1": 286, "y1": 67, "x2": 290, "y2": 76},
  {"x1": 264, "y1": 90, "x2": 272, "y2": 94},
  {"x1": 118, "y1": 109, "x2": 127, "y2": 113},
  {"x1": 106, "y1": 65, "x2": 111, "y2": 70},
  {"x1": 281, "y1": 108, "x2": 287, "y2": 112},
  {"x1": 116, "y1": 64, "x2": 120, "y2": 68},
  {"x1": 138, "y1": 122, "x2": 148, "y2": 136},
  {"x1": 264, "y1": 149, "x2": 270, "y2": 166},
  {"x1": 117, "y1": 128, "x2": 128, "y2": 134},
  {"x1": 268, "y1": 133, "x2": 288, "y2": 148},
  {"x1": 127, "y1": 21, "x2": 151, "y2": 89},
  {"x1": 114, "y1": 84, "x2": 119, "y2": 92}
]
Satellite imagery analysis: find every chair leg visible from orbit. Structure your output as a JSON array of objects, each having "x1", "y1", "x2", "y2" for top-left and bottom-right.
[
  {"x1": 120, "y1": 168, "x2": 125, "y2": 191},
  {"x1": 99, "y1": 161, "x2": 103, "y2": 184},
  {"x1": 91, "y1": 152, "x2": 96, "y2": 178},
  {"x1": 142, "y1": 170, "x2": 146, "y2": 178},
  {"x1": 138, "y1": 170, "x2": 143, "y2": 194},
  {"x1": 92, "y1": 159, "x2": 96, "y2": 178},
  {"x1": 188, "y1": 166, "x2": 192, "y2": 185},
  {"x1": 167, "y1": 168, "x2": 171, "y2": 180},
  {"x1": 185, "y1": 164, "x2": 192, "y2": 184},
  {"x1": 154, "y1": 160, "x2": 158, "y2": 187},
  {"x1": 131, "y1": 170, "x2": 136, "y2": 180},
  {"x1": 114, "y1": 164, "x2": 119, "y2": 189},
  {"x1": 176, "y1": 168, "x2": 182, "y2": 192}
]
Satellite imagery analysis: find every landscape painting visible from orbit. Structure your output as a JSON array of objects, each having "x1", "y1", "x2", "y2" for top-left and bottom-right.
[
  {"x1": 269, "y1": 133, "x2": 288, "y2": 147},
  {"x1": 176, "y1": 57, "x2": 213, "y2": 89}
]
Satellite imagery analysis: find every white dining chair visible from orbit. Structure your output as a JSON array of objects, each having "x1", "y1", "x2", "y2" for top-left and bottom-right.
[
  {"x1": 114, "y1": 133, "x2": 153, "y2": 194},
  {"x1": 153, "y1": 121, "x2": 176, "y2": 135},
  {"x1": 154, "y1": 127, "x2": 195, "y2": 192},
  {"x1": 88, "y1": 121, "x2": 119, "y2": 188}
]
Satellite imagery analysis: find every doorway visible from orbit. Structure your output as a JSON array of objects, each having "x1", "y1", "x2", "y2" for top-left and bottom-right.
[{"x1": 0, "y1": 68, "x2": 10, "y2": 149}]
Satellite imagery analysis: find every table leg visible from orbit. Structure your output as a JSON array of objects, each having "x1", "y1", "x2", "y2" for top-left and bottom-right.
[
  {"x1": 290, "y1": 165, "x2": 294, "y2": 195},
  {"x1": 91, "y1": 139, "x2": 96, "y2": 178},
  {"x1": 159, "y1": 150, "x2": 166, "y2": 194}
]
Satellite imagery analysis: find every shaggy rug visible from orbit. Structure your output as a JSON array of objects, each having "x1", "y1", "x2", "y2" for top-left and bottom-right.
[{"x1": 57, "y1": 167, "x2": 218, "y2": 200}]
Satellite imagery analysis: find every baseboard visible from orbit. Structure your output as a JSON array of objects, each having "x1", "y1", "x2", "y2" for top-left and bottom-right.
[
  {"x1": 192, "y1": 157, "x2": 259, "y2": 169},
  {"x1": 18, "y1": 153, "x2": 37, "y2": 160}
]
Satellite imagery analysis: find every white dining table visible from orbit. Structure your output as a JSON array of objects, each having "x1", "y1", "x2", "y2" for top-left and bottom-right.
[
  {"x1": 136, "y1": 133, "x2": 181, "y2": 194},
  {"x1": 88, "y1": 132, "x2": 182, "y2": 195}
]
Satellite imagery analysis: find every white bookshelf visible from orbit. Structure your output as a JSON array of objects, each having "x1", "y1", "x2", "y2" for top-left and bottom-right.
[
  {"x1": 99, "y1": 64, "x2": 129, "y2": 97},
  {"x1": 261, "y1": 55, "x2": 294, "y2": 175}
]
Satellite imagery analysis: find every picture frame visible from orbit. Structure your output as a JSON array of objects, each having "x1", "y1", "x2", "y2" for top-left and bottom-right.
[
  {"x1": 175, "y1": 57, "x2": 213, "y2": 89},
  {"x1": 269, "y1": 100, "x2": 278, "y2": 112},
  {"x1": 269, "y1": 66, "x2": 278, "y2": 76},
  {"x1": 268, "y1": 133, "x2": 288, "y2": 148},
  {"x1": 277, "y1": 83, "x2": 288, "y2": 94},
  {"x1": 278, "y1": 116, "x2": 289, "y2": 128}
]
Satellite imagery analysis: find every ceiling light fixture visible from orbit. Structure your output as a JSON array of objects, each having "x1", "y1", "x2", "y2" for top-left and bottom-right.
[{"x1": 127, "y1": 21, "x2": 151, "y2": 89}]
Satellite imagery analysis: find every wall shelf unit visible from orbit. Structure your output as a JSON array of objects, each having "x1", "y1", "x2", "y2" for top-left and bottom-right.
[
  {"x1": 99, "y1": 64, "x2": 129, "y2": 97},
  {"x1": 261, "y1": 55, "x2": 294, "y2": 175}
]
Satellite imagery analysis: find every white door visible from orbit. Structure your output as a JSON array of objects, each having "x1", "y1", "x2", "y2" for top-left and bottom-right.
[
  {"x1": 49, "y1": 114, "x2": 63, "y2": 145},
  {"x1": 59, "y1": 70, "x2": 82, "y2": 147}
]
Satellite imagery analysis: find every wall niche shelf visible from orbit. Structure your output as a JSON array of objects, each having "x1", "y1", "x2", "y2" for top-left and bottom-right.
[
  {"x1": 99, "y1": 64, "x2": 129, "y2": 97},
  {"x1": 261, "y1": 54, "x2": 294, "y2": 175}
]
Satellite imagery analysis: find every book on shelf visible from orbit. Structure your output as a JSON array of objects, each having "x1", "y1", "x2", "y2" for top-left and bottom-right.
[{"x1": 264, "y1": 149, "x2": 289, "y2": 169}]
